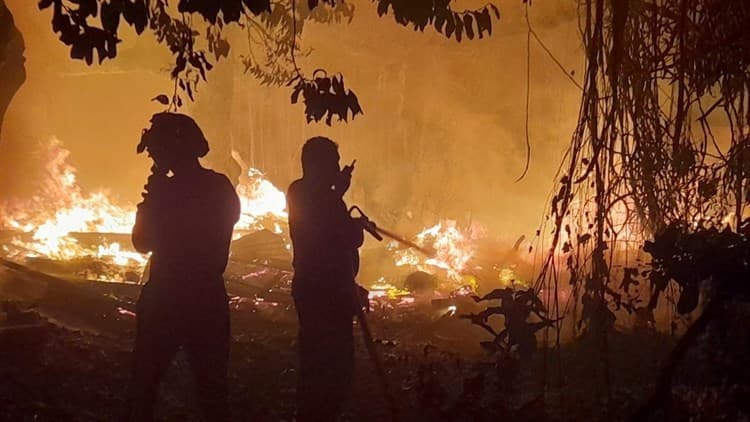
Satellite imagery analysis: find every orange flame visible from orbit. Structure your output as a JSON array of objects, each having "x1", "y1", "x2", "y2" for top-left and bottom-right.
[
  {"x1": 235, "y1": 168, "x2": 288, "y2": 235},
  {"x1": 0, "y1": 139, "x2": 291, "y2": 280},
  {"x1": 0, "y1": 139, "x2": 143, "y2": 276},
  {"x1": 391, "y1": 220, "x2": 476, "y2": 282}
]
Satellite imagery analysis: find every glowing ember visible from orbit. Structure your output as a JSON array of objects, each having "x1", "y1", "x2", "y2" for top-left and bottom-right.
[
  {"x1": 497, "y1": 266, "x2": 528, "y2": 289},
  {"x1": 368, "y1": 277, "x2": 411, "y2": 299}
]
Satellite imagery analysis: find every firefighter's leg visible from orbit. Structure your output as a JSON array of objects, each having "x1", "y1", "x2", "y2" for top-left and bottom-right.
[
  {"x1": 295, "y1": 298, "x2": 354, "y2": 422},
  {"x1": 184, "y1": 301, "x2": 231, "y2": 422},
  {"x1": 123, "y1": 300, "x2": 180, "y2": 422}
]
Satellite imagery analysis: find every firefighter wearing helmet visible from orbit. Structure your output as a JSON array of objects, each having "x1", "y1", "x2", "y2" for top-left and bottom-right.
[{"x1": 124, "y1": 113, "x2": 240, "y2": 422}]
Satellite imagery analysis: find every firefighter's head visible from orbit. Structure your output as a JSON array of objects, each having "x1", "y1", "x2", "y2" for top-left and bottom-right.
[
  {"x1": 137, "y1": 112, "x2": 209, "y2": 172},
  {"x1": 301, "y1": 136, "x2": 340, "y2": 183}
]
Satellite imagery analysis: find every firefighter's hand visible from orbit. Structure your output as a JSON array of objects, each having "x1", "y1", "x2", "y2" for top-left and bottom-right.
[
  {"x1": 336, "y1": 160, "x2": 355, "y2": 195},
  {"x1": 142, "y1": 166, "x2": 170, "y2": 199}
]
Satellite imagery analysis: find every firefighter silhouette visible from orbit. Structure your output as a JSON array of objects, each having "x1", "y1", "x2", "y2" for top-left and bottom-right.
[
  {"x1": 124, "y1": 113, "x2": 240, "y2": 422},
  {"x1": 287, "y1": 137, "x2": 365, "y2": 421}
]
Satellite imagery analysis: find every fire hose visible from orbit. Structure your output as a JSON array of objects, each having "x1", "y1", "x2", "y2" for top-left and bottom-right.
[
  {"x1": 349, "y1": 206, "x2": 435, "y2": 257},
  {"x1": 348, "y1": 205, "x2": 439, "y2": 422}
]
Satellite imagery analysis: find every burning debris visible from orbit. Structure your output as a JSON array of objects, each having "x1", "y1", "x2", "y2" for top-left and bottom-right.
[
  {"x1": 0, "y1": 140, "x2": 143, "y2": 281},
  {"x1": 234, "y1": 168, "x2": 289, "y2": 235},
  {"x1": 392, "y1": 220, "x2": 476, "y2": 282},
  {"x1": 0, "y1": 140, "x2": 533, "y2": 310},
  {"x1": 0, "y1": 139, "x2": 286, "y2": 281},
  {"x1": 0, "y1": 140, "x2": 291, "y2": 283}
]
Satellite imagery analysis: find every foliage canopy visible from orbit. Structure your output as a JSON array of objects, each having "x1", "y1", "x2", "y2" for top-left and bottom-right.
[{"x1": 39, "y1": 0, "x2": 502, "y2": 123}]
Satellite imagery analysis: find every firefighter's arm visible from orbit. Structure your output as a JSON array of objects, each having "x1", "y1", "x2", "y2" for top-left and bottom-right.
[
  {"x1": 131, "y1": 167, "x2": 169, "y2": 253},
  {"x1": 348, "y1": 215, "x2": 365, "y2": 248},
  {"x1": 221, "y1": 174, "x2": 241, "y2": 228},
  {"x1": 328, "y1": 199, "x2": 363, "y2": 249},
  {"x1": 132, "y1": 201, "x2": 156, "y2": 253}
]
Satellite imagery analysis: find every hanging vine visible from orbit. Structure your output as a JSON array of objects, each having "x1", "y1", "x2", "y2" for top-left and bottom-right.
[{"x1": 533, "y1": 0, "x2": 750, "y2": 409}]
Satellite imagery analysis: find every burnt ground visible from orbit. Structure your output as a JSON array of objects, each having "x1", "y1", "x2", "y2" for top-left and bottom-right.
[{"x1": 1, "y1": 264, "x2": 749, "y2": 421}]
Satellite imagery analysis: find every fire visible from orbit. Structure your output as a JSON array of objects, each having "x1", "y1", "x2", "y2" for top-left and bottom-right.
[
  {"x1": 235, "y1": 168, "x2": 288, "y2": 234},
  {"x1": 386, "y1": 221, "x2": 535, "y2": 294},
  {"x1": 391, "y1": 220, "x2": 476, "y2": 282},
  {"x1": 0, "y1": 140, "x2": 528, "y2": 295},
  {"x1": 0, "y1": 140, "x2": 143, "y2": 279},
  {"x1": 0, "y1": 139, "x2": 290, "y2": 281},
  {"x1": 368, "y1": 277, "x2": 411, "y2": 300}
]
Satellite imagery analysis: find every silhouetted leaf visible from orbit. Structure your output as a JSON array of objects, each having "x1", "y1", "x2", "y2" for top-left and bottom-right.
[
  {"x1": 101, "y1": 0, "x2": 123, "y2": 34},
  {"x1": 242, "y1": 0, "x2": 271, "y2": 15},
  {"x1": 171, "y1": 55, "x2": 186, "y2": 78},
  {"x1": 84, "y1": 47, "x2": 94, "y2": 65},
  {"x1": 79, "y1": 0, "x2": 97, "y2": 18},
  {"x1": 331, "y1": 75, "x2": 345, "y2": 95},
  {"x1": 189, "y1": 54, "x2": 207, "y2": 80},
  {"x1": 214, "y1": 37, "x2": 230, "y2": 59},
  {"x1": 376, "y1": 0, "x2": 388, "y2": 16},
  {"x1": 42, "y1": 0, "x2": 500, "y2": 122},
  {"x1": 374, "y1": 0, "x2": 500, "y2": 42},
  {"x1": 122, "y1": 0, "x2": 148, "y2": 34},
  {"x1": 38, "y1": 0, "x2": 55, "y2": 10},
  {"x1": 179, "y1": 0, "x2": 220, "y2": 23},
  {"x1": 444, "y1": 12, "x2": 455, "y2": 38},
  {"x1": 221, "y1": 0, "x2": 243, "y2": 23},
  {"x1": 70, "y1": 43, "x2": 88, "y2": 61},
  {"x1": 348, "y1": 91, "x2": 363, "y2": 116},
  {"x1": 489, "y1": 4, "x2": 500, "y2": 19},
  {"x1": 453, "y1": 12, "x2": 463, "y2": 41},
  {"x1": 475, "y1": 8, "x2": 491, "y2": 37},
  {"x1": 291, "y1": 73, "x2": 362, "y2": 125},
  {"x1": 52, "y1": 7, "x2": 73, "y2": 33},
  {"x1": 463, "y1": 14, "x2": 474, "y2": 39},
  {"x1": 285, "y1": 74, "x2": 301, "y2": 87},
  {"x1": 434, "y1": 9, "x2": 446, "y2": 32},
  {"x1": 151, "y1": 94, "x2": 170, "y2": 104}
]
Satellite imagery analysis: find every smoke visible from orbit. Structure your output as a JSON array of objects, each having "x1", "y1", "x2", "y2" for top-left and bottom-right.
[{"x1": 1, "y1": 0, "x2": 584, "y2": 242}]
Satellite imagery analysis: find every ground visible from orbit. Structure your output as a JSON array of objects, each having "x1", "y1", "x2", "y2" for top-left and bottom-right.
[{"x1": 1, "y1": 264, "x2": 748, "y2": 421}]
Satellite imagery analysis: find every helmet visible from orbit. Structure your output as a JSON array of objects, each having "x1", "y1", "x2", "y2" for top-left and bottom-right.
[{"x1": 137, "y1": 112, "x2": 209, "y2": 158}]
